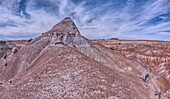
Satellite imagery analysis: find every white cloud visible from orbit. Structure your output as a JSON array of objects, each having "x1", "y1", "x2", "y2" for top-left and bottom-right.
[{"x1": 0, "y1": 0, "x2": 170, "y2": 41}]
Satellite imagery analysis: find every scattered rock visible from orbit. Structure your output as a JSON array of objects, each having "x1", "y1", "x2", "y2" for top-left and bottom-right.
[
  {"x1": 4, "y1": 63, "x2": 7, "y2": 67},
  {"x1": 28, "y1": 38, "x2": 33, "y2": 42},
  {"x1": 4, "y1": 54, "x2": 7, "y2": 59},
  {"x1": 13, "y1": 48, "x2": 18, "y2": 54}
]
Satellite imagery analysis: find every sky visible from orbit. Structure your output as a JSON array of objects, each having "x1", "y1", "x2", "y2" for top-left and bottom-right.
[{"x1": 0, "y1": 0, "x2": 170, "y2": 41}]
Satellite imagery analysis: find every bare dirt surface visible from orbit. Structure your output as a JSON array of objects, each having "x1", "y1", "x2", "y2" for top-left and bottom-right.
[
  {"x1": 93, "y1": 39, "x2": 170, "y2": 98},
  {"x1": 0, "y1": 17, "x2": 169, "y2": 99}
]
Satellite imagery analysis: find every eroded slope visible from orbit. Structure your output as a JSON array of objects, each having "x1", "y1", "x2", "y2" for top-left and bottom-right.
[
  {"x1": 93, "y1": 39, "x2": 170, "y2": 97},
  {"x1": 0, "y1": 17, "x2": 167, "y2": 98}
]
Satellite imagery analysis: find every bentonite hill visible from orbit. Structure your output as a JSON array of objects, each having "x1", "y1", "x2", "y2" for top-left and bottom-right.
[{"x1": 0, "y1": 17, "x2": 169, "y2": 99}]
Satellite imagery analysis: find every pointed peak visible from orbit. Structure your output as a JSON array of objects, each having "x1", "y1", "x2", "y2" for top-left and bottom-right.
[
  {"x1": 59, "y1": 17, "x2": 73, "y2": 23},
  {"x1": 63, "y1": 17, "x2": 72, "y2": 20},
  {"x1": 47, "y1": 17, "x2": 80, "y2": 35}
]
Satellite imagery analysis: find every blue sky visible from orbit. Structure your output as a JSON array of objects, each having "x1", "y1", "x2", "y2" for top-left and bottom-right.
[{"x1": 0, "y1": 0, "x2": 170, "y2": 41}]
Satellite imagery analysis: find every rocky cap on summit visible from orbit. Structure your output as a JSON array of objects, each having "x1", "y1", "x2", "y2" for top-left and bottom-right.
[{"x1": 47, "y1": 17, "x2": 80, "y2": 35}]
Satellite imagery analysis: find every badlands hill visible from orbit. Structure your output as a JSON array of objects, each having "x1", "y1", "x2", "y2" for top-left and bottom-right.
[{"x1": 0, "y1": 17, "x2": 169, "y2": 99}]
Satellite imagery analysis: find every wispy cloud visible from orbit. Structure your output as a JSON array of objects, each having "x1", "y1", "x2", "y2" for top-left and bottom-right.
[{"x1": 0, "y1": 0, "x2": 170, "y2": 41}]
